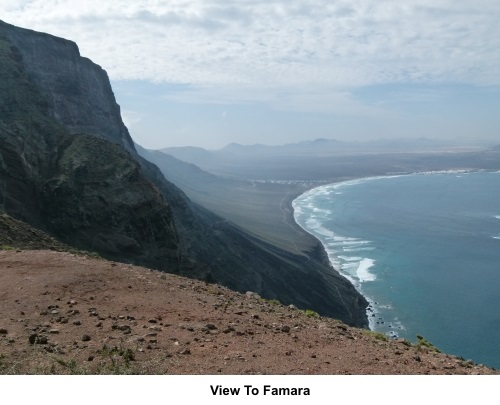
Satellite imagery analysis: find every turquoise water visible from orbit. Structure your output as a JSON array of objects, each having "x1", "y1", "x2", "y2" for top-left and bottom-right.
[{"x1": 293, "y1": 171, "x2": 500, "y2": 368}]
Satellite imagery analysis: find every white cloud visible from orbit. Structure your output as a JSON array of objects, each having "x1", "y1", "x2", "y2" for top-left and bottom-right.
[
  {"x1": 121, "y1": 110, "x2": 142, "y2": 128},
  {"x1": 3, "y1": 0, "x2": 500, "y2": 112}
]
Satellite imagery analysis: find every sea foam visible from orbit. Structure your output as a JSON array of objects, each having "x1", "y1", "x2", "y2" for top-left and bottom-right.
[{"x1": 356, "y1": 258, "x2": 376, "y2": 282}]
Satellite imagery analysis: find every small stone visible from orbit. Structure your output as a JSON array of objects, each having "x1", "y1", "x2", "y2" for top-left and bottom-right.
[
  {"x1": 281, "y1": 325, "x2": 291, "y2": 333},
  {"x1": 49, "y1": 329, "x2": 60, "y2": 334},
  {"x1": 205, "y1": 324, "x2": 217, "y2": 330},
  {"x1": 81, "y1": 334, "x2": 91, "y2": 342},
  {"x1": 29, "y1": 334, "x2": 48, "y2": 345},
  {"x1": 73, "y1": 320, "x2": 81, "y2": 326},
  {"x1": 179, "y1": 348, "x2": 191, "y2": 355}
]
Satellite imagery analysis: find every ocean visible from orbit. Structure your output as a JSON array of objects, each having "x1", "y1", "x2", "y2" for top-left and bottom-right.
[{"x1": 293, "y1": 170, "x2": 500, "y2": 368}]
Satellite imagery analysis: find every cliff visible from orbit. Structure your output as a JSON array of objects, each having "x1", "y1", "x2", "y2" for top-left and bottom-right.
[
  {"x1": 3, "y1": 22, "x2": 135, "y2": 154},
  {"x1": 0, "y1": 20, "x2": 368, "y2": 327},
  {"x1": 0, "y1": 26, "x2": 180, "y2": 269}
]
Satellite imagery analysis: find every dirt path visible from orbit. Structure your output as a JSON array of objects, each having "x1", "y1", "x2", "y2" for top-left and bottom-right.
[{"x1": 0, "y1": 250, "x2": 495, "y2": 375}]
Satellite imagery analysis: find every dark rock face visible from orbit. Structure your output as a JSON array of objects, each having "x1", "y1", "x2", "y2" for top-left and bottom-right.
[
  {"x1": 0, "y1": 23, "x2": 180, "y2": 270},
  {"x1": 0, "y1": 211, "x2": 70, "y2": 251},
  {"x1": 0, "y1": 20, "x2": 368, "y2": 327},
  {"x1": 41, "y1": 135, "x2": 180, "y2": 268},
  {"x1": 3, "y1": 21, "x2": 135, "y2": 154}
]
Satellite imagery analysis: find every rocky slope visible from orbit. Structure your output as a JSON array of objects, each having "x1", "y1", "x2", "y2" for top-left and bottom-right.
[
  {"x1": 0, "y1": 212, "x2": 70, "y2": 252},
  {"x1": 0, "y1": 19, "x2": 368, "y2": 327},
  {"x1": 0, "y1": 248, "x2": 496, "y2": 375}
]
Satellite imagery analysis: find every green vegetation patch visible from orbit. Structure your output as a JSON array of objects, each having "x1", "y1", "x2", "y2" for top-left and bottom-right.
[
  {"x1": 303, "y1": 309, "x2": 319, "y2": 318},
  {"x1": 364, "y1": 330, "x2": 389, "y2": 342},
  {"x1": 416, "y1": 334, "x2": 441, "y2": 353}
]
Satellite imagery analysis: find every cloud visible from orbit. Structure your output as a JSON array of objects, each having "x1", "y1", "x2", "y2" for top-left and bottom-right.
[
  {"x1": 121, "y1": 110, "x2": 143, "y2": 129},
  {"x1": 3, "y1": 0, "x2": 500, "y2": 113}
]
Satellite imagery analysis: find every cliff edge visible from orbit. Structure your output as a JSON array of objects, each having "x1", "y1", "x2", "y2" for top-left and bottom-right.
[{"x1": 0, "y1": 20, "x2": 368, "y2": 327}]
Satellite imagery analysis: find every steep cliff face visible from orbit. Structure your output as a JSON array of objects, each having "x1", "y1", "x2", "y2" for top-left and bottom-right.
[
  {"x1": 2, "y1": 21, "x2": 135, "y2": 154},
  {"x1": 0, "y1": 20, "x2": 368, "y2": 327},
  {"x1": 0, "y1": 24, "x2": 181, "y2": 269},
  {"x1": 41, "y1": 135, "x2": 180, "y2": 268}
]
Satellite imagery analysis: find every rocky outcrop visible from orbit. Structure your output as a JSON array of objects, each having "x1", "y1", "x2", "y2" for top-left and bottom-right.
[
  {"x1": 0, "y1": 19, "x2": 368, "y2": 327},
  {"x1": 41, "y1": 135, "x2": 180, "y2": 268},
  {"x1": 0, "y1": 212, "x2": 70, "y2": 251},
  {"x1": 2, "y1": 20, "x2": 135, "y2": 154},
  {"x1": 0, "y1": 25, "x2": 180, "y2": 270}
]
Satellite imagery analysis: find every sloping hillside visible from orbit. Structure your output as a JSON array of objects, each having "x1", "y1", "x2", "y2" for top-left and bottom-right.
[
  {"x1": 0, "y1": 249, "x2": 495, "y2": 375},
  {"x1": 0, "y1": 20, "x2": 368, "y2": 326}
]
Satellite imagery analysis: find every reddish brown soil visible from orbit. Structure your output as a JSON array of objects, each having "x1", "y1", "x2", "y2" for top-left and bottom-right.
[{"x1": 0, "y1": 250, "x2": 496, "y2": 375}]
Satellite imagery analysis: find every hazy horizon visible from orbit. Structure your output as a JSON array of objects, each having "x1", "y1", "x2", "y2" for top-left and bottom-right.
[{"x1": 3, "y1": 1, "x2": 499, "y2": 149}]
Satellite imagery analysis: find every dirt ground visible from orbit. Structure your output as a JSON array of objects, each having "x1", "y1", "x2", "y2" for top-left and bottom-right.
[{"x1": 0, "y1": 249, "x2": 496, "y2": 375}]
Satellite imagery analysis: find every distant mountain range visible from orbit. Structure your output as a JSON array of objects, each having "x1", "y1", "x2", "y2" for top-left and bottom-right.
[
  {"x1": 159, "y1": 137, "x2": 500, "y2": 181},
  {"x1": 163, "y1": 136, "x2": 487, "y2": 162}
]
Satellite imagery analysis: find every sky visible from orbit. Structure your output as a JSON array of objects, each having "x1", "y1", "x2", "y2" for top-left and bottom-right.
[{"x1": 2, "y1": 0, "x2": 500, "y2": 149}]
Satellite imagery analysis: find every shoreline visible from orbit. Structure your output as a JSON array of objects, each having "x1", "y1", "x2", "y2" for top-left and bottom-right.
[
  {"x1": 289, "y1": 180, "x2": 377, "y2": 332},
  {"x1": 287, "y1": 169, "x2": 491, "y2": 336}
]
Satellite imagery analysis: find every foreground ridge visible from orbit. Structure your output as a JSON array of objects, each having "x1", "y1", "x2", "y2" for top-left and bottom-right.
[{"x1": 0, "y1": 249, "x2": 495, "y2": 375}]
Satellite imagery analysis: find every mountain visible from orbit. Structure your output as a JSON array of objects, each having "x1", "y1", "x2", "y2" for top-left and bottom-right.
[
  {"x1": 0, "y1": 20, "x2": 368, "y2": 327},
  {"x1": 161, "y1": 138, "x2": 500, "y2": 181},
  {"x1": 0, "y1": 23, "x2": 180, "y2": 269}
]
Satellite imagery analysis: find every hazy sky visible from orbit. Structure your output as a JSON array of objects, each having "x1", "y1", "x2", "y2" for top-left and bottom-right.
[{"x1": 2, "y1": 1, "x2": 500, "y2": 149}]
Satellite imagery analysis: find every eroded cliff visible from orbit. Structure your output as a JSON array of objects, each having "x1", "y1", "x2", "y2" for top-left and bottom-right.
[{"x1": 0, "y1": 20, "x2": 368, "y2": 327}]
